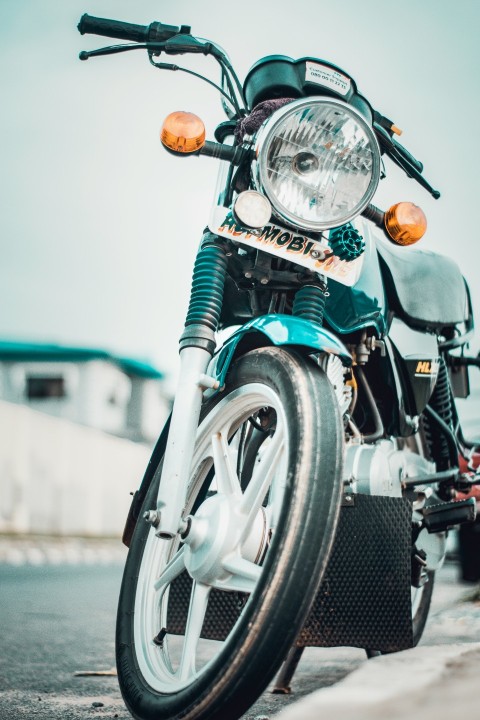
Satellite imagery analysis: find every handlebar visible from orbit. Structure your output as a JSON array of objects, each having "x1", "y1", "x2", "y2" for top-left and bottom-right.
[
  {"x1": 77, "y1": 14, "x2": 190, "y2": 44},
  {"x1": 77, "y1": 15, "x2": 439, "y2": 197}
]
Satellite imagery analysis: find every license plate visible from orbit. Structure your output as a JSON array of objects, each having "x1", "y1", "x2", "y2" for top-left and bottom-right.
[{"x1": 209, "y1": 207, "x2": 364, "y2": 287}]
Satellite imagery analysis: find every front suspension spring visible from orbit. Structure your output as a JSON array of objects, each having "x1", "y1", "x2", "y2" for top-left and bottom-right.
[
  {"x1": 180, "y1": 235, "x2": 228, "y2": 353},
  {"x1": 185, "y1": 242, "x2": 228, "y2": 330},
  {"x1": 292, "y1": 284, "x2": 327, "y2": 326}
]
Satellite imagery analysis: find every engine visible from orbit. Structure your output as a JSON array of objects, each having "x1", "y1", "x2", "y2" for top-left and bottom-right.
[{"x1": 344, "y1": 439, "x2": 436, "y2": 498}]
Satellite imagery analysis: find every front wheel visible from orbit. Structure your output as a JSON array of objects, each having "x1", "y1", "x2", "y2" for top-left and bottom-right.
[{"x1": 116, "y1": 347, "x2": 343, "y2": 720}]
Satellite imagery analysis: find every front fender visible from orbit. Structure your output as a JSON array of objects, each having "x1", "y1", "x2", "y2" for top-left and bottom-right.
[
  {"x1": 123, "y1": 315, "x2": 350, "y2": 546},
  {"x1": 208, "y1": 313, "x2": 352, "y2": 389}
]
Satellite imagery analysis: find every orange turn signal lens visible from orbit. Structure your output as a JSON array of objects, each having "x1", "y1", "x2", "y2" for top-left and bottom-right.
[
  {"x1": 384, "y1": 202, "x2": 427, "y2": 245},
  {"x1": 160, "y1": 111, "x2": 206, "y2": 154}
]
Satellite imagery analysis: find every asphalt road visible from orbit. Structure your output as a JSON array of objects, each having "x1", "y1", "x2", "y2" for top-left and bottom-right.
[{"x1": 0, "y1": 547, "x2": 475, "y2": 720}]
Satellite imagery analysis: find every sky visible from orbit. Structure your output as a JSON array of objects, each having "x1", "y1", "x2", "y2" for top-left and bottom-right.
[{"x1": 1, "y1": 0, "x2": 479, "y2": 384}]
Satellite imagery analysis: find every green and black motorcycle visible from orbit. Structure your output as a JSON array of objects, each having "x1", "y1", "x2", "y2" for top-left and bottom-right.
[{"x1": 78, "y1": 14, "x2": 480, "y2": 720}]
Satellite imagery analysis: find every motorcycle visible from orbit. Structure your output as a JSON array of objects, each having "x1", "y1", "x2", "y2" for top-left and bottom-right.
[{"x1": 78, "y1": 14, "x2": 480, "y2": 720}]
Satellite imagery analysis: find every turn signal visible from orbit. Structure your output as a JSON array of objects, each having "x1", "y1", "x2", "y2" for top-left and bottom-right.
[
  {"x1": 384, "y1": 202, "x2": 427, "y2": 245},
  {"x1": 160, "y1": 111, "x2": 206, "y2": 154}
]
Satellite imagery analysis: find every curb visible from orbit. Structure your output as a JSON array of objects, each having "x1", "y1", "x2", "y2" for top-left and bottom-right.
[{"x1": 272, "y1": 642, "x2": 480, "y2": 720}]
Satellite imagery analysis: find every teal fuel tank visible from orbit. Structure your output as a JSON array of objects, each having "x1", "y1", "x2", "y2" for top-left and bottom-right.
[{"x1": 324, "y1": 221, "x2": 388, "y2": 337}]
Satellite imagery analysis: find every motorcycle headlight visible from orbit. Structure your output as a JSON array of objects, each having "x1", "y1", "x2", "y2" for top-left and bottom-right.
[{"x1": 253, "y1": 97, "x2": 381, "y2": 232}]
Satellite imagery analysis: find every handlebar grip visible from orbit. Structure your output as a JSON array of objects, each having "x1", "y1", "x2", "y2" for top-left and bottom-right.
[
  {"x1": 77, "y1": 14, "x2": 189, "y2": 44},
  {"x1": 78, "y1": 14, "x2": 149, "y2": 42}
]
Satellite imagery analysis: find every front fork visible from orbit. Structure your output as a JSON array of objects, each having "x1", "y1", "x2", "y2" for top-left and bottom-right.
[
  {"x1": 153, "y1": 232, "x2": 329, "y2": 538},
  {"x1": 154, "y1": 234, "x2": 228, "y2": 538}
]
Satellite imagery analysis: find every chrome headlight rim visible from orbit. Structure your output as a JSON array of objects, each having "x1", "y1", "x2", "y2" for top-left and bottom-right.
[{"x1": 253, "y1": 96, "x2": 381, "y2": 232}]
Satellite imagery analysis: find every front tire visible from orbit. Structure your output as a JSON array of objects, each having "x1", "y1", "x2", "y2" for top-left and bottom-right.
[{"x1": 116, "y1": 347, "x2": 344, "y2": 720}]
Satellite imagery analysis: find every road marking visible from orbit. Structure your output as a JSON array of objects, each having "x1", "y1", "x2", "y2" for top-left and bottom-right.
[{"x1": 0, "y1": 539, "x2": 127, "y2": 565}]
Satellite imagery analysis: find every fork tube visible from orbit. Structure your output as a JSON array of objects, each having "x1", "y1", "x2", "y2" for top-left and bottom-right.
[{"x1": 155, "y1": 234, "x2": 228, "y2": 538}]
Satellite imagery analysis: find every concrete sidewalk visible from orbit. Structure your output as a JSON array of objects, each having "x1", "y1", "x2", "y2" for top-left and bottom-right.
[{"x1": 274, "y1": 596, "x2": 480, "y2": 720}]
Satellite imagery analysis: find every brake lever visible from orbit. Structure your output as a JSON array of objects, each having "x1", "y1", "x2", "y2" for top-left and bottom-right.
[
  {"x1": 78, "y1": 33, "x2": 208, "y2": 62},
  {"x1": 392, "y1": 137, "x2": 424, "y2": 173},
  {"x1": 391, "y1": 148, "x2": 441, "y2": 199},
  {"x1": 79, "y1": 43, "x2": 148, "y2": 60},
  {"x1": 374, "y1": 122, "x2": 441, "y2": 199}
]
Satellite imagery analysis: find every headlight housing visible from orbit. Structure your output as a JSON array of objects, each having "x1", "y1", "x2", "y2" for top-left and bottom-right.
[{"x1": 253, "y1": 97, "x2": 381, "y2": 231}]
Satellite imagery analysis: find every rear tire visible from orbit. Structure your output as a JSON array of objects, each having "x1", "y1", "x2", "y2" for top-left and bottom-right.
[
  {"x1": 458, "y1": 518, "x2": 480, "y2": 582},
  {"x1": 116, "y1": 347, "x2": 344, "y2": 720}
]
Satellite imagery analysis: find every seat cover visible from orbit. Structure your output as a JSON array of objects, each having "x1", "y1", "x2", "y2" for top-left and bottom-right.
[{"x1": 377, "y1": 238, "x2": 468, "y2": 329}]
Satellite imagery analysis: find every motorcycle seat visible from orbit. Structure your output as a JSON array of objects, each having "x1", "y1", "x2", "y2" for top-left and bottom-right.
[{"x1": 376, "y1": 238, "x2": 469, "y2": 330}]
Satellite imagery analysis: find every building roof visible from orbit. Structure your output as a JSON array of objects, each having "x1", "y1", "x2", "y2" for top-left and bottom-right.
[{"x1": 0, "y1": 341, "x2": 164, "y2": 379}]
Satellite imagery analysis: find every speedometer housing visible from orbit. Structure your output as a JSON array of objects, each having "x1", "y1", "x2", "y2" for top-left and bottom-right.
[{"x1": 253, "y1": 97, "x2": 381, "y2": 232}]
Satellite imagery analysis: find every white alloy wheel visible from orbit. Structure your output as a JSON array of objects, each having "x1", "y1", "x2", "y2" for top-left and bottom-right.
[
  {"x1": 117, "y1": 347, "x2": 344, "y2": 720},
  {"x1": 134, "y1": 383, "x2": 287, "y2": 691}
]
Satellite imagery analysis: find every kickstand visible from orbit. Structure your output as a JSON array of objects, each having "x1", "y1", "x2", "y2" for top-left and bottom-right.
[
  {"x1": 272, "y1": 646, "x2": 305, "y2": 694},
  {"x1": 365, "y1": 649, "x2": 382, "y2": 659}
]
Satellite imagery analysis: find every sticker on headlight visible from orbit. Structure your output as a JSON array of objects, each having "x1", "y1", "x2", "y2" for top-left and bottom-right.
[
  {"x1": 209, "y1": 207, "x2": 363, "y2": 287},
  {"x1": 305, "y1": 62, "x2": 351, "y2": 96}
]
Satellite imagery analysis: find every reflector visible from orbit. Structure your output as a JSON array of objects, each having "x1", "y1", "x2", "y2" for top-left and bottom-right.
[{"x1": 234, "y1": 191, "x2": 271, "y2": 229}]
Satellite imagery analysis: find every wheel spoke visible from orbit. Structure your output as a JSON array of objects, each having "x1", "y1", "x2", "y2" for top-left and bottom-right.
[
  {"x1": 153, "y1": 546, "x2": 186, "y2": 594},
  {"x1": 220, "y1": 553, "x2": 261, "y2": 593},
  {"x1": 239, "y1": 425, "x2": 285, "y2": 541},
  {"x1": 131, "y1": 374, "x2": 309, "y2": 697},
  {"x1": 211, "y1": 429, "x2": 242, "y2": 498},
  {"x1": 178, "y1": 581, "x2": 211, "y2": 681}
]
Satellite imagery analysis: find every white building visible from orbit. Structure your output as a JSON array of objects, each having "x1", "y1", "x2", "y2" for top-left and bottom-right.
[
  {"x1": 0, "y1": 341, "x2": 171, "y2": 444},
  {"x1": 0, "y1": 341, "x2": 172, "y2": 536}
]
